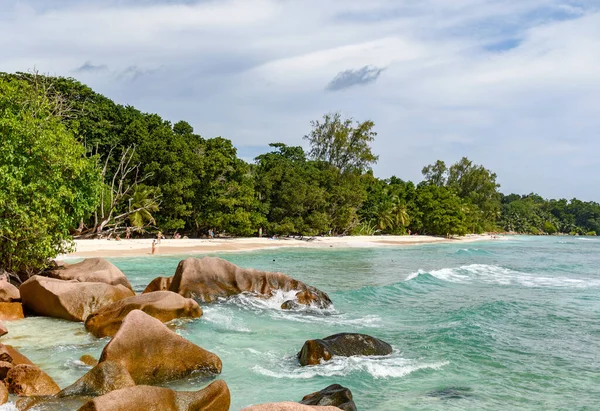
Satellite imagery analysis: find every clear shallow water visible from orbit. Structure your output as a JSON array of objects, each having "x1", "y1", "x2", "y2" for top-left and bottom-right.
[{"x1": 2, "y1": 236, "x2": 600, "y2": 410}]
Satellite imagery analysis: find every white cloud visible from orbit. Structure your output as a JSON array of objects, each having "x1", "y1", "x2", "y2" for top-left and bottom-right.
[{"x1": 1, "y1": 0, "x2": 600, "y2": 199}]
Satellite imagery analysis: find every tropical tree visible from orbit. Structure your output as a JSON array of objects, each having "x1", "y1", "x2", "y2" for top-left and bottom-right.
[{"x1": 0, "y1": 73, "x2": 101, "y2": 279}]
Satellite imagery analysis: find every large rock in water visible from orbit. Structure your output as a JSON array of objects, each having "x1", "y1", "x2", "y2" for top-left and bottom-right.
[
  {"x1": 5, "y1": 364, "x2": 60, "y2": 396},
  {"x1": 77, "y1": 380, "x2": 230, "y2": 411},
  {"x1": 242, "y1": 403, "x2": 340, "y2": 410},
  {"x1": 16, "y1": 361, "x2": 136, "y2": 411},
  {"x1": 85, "y1": 291, "x2": 202, "y2": 337},
  {"x1": 168, "y1": 257, "x2": 332, "y2": 308},
  {"x1": 300, "y1": 384, "x2": 357, "y2": 411},
  {"x1": 0, "y1": 302, "x2": 24, "y2": 320},
  {"x1": 20, "y1": 276, "x2": 134, "y2": 322},
  {"x1": 298, "y1": 333, "x2": 392, "y2": 366},
  {"x1": 142, "y1": 276, "x2": 173, "y2": 294},
  {"x1": 98, "y1": 310, "x2": 221, "y2": 384},
  {"x1": 0, "y1": 280, "x2": 20, "y2": 302},
  {"x1": 48, "y1": 258, "x2": 133, "y2": 290}
]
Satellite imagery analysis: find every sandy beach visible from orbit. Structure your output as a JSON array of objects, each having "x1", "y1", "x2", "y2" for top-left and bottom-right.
[{"x1": 60, "y1": 234, "x2": 494, "y2": 258}]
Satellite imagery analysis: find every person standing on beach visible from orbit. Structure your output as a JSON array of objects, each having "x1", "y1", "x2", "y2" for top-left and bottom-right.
[
  {"x1": 125, "y1": 226, "x2": 131, "y2": 239},
  {"x1": 151, "y1": 240, "x2": 156, "y2": 255}
]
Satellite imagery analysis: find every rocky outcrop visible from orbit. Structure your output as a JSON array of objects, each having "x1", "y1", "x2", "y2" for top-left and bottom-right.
[
  {"x1": 3, "y1": 345, "x2": 34, "y2": 365},
  {"x1": 300, "y1": 384, "x2": 357, "y2": 411},
  {"x1": 242, "y1": 403, "x2": 340, "y2": 410},
  {"x1": 0, "y1": 302, "x2": 24, "y2": 320},
  {"x1": 59, "y1": 361, "x2": 135, "y2": 397},
  {"x1": 48, "y1": 258, "x2": 133, "y2": 290},
  {"x1": 0, "y1": 321, "x2": 7, "y2": 337},
  {"x1": 169, "y1": 257, "x2": 331, "y2": 308},
  {"x1": 77, "y1": 380, "x2": 230, "y2": 411},
  {"x1": 98, "y1": 310, "x2": 221, "y2": 384},
  {"x1": 85, "y1": 291, "x2": 202, "y2": 338},
  {"x1": 0, "y1": 281, "x2": 20, "y2": 302},
  {"x1": 15, "y1": 362, "x2": 135, "y2": 411},
  {"x1": 5, "y1": 364, "x2": 61, "y2": 396},
  {"x1": 142, "y1": 276, "x2": 173, "y2": 294},
  {"x1": 298, "y1": 333, "x2": 392, "y2": 366},
  {"x1": 20, "y1": 276, "x2": 134, "y2": 322}
]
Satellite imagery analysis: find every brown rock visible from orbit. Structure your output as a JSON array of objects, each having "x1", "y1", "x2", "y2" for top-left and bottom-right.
[
  {"x1": 0, "y1": 345, "x2": 11, "y2": 363},
  {"x1": 0, "y1": 302, "x2": 25, "y2": 320},
  {"x1": 20, "y1": 276, "x2": 134, "y2": 322},
  {"x1": 3, "y1": 345, "x2": 34, "y2": 365},
  {"x1": 98, "y1": 310, "x2": 221, "y2": 384},
  {"x1": 0, "y1": 280, "x2": 20, "y2": 302},
  {"x1": 5, "y1": 364, "x2": 60, "y2": 396},
  {"x1": 0, "y1": 361, "x2": 13, "y2": 379},
  {"x1": 0, "y1": 382, "x2": 7, "y2": 405},
  {"x1": 300, "y1": 384, "x2": 357, "y2": 411},
  {"x1": 85, "y1": 291, "x2": 202, "y2": 338},
  {"x1": 79, "y1": 355, "x2": 98, "y2": 367},
  {"x1": 169, "y1": 257, "x2": 331, "y2": 308},
  {"x1": 59, "y1": 361, "x2": 135, "y2": 397},
  {"x1": 242, "y1": 403, "x2": 340, "y2": 410},
  {"x1": 77, "y1": 380, "x2": 230, "y2": 411},
  {"x1": 0, "y1": 321, "x2": 7, "y2": 337},
  {"x1": 48, "y1": 258, "x2": 133, "y2": 290},
  {"x1": 298, "y1": 333, "x2": 392, "y2": 366},
  {"x1": 142, "y1": 276, "x2": 173, "y2": 294}
]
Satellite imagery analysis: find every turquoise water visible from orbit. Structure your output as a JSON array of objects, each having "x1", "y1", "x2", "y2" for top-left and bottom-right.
[{"x1": 2, "y1": 236, "x2": 600, "y2": 410}]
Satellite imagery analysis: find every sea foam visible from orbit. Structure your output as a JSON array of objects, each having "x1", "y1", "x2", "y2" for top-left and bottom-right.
[
  {"x1": 252, "y1": 353, "x2": 448, "y2": 379},
  {"x1": 405, "y1": 264, "x2": 600, "y2": 288}
]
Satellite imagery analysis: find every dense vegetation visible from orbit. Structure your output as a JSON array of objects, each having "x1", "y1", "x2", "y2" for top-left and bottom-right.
[{"x1": 1, "y1": 72, "x2": 598, "y2": 277}]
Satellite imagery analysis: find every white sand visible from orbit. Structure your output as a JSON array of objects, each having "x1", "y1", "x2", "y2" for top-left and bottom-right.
[{"x1": 60, "y1": 234, "x2": 494, "y2": 258}]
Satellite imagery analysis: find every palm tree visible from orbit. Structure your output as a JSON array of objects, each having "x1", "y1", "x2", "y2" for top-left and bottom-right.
[{"x1": 127, "y1": 185, "x2": 160, "y2": 229}]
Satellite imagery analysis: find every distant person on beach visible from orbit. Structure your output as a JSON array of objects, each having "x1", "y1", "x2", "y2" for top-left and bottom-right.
[
  {"x1": 125, "y1": 226, "x2": 131, "y2": 239},
  {"x1": 156, "y1": 231, "x2": 163, "y2": 244},
  {"x1": 151, "y1": 240, "x2": 156, "y2": 255},
  {"x1": 209, "y1": 229, "x2": 215, "y2": 239},
  {"x1": 174, "y1": 232, "x2": 181, "y2": 239}
]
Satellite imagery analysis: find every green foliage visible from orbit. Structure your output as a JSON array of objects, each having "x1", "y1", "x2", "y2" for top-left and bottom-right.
[
  {"x1": 413, "y1": 184, "x2": 468, "y2": 236},
  {"x1": 304, "y1": 112, "x2": 378, "y2": 173},
  {"x1": 0, "y1": 74, "x2": 101, "y2": 276}
]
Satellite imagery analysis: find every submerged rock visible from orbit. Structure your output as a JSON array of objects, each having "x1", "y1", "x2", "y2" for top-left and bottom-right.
[
  {"x1": 426, "y1": 386, "x2": 473, "y2": 400},
  {"x1": 98, "y1": 310, "x2": 221, "y2": 384},
  {"x1": 300, "y1": 384, "x2": 357, "y2": 411},
  {"x1": 5, "y1": 364, "x2": 60, "y2": 396},
  {"x1": 242, "y1": 402, "x2": 340, "y2": 410},
  {"x1": 79, "y1": 355, "x2": 98, "y2": 367},
  {"x1": 142, "y1": 276, "x2": 173, "y2": 294},
  {"x1": 48, "y1": 258, "x2": 133, "y2": 291},
  {"x1": 0, "y1": 302, "x2": 25, "y2": 320},
  {"x1": 20, "y1": 276, "x2": 134, "y2": 322},
  {"x1": 76, "y1": 380, "x2": 230, "y2": 411},
  {"x1": 298, "y1": 333, "x2": 392, "y2": 366},
  {"x1": 85, "y1": 291, "x2": 202, "y2": 338},
  {"x1": 169, "y1": 257, "x2": 331, "y2": 308}
]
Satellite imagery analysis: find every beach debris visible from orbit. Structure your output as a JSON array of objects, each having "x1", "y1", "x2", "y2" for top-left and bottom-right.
[
  {"x1": 169, "y1": 257, "x2": 332, "y2": 308},
  {"x1": 20, "y1": 276, "x2": 134, "y2": 322},
  {"x1": 85, "y1": 291, "x2": 202, "y2": 338},
  {"x1": 298, "y1": 333, "x2": 392, "y2": 366},
  {"x1": 76, "y1": 380, "x2": 230, "y2": 411},
  {"x1": 47, "y1": 258, "x2": 134, "y2": 291},
  {"x1": 300, "y1": 384, "x2": 357, "y2": 411},
  {"x1": 98, "y1": 310, "x2": 221, "y2": 384}
]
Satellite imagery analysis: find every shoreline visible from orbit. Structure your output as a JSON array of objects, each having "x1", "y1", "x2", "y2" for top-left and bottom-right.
[{"x1": 59, "y1": 234, "x2": 496, "y2": 259}]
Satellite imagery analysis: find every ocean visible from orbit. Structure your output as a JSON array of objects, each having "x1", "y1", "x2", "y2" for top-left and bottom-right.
[{"x1": 2, "y1": 236, "x2": 599, "y2": 410}]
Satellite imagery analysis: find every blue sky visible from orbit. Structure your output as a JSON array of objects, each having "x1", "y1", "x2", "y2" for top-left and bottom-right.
[{"x1": 2, "y1": 0, "x2": 600, "y2": 200}]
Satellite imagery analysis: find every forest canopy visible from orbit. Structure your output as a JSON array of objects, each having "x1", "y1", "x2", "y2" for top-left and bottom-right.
[{"x1": 1, "y1": 72, "x2": 598, "y2": 276}]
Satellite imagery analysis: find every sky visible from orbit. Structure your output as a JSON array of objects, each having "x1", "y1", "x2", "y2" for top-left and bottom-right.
[{"x1": 2, "y1": 0, "x2": 600, "y2": 200}]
